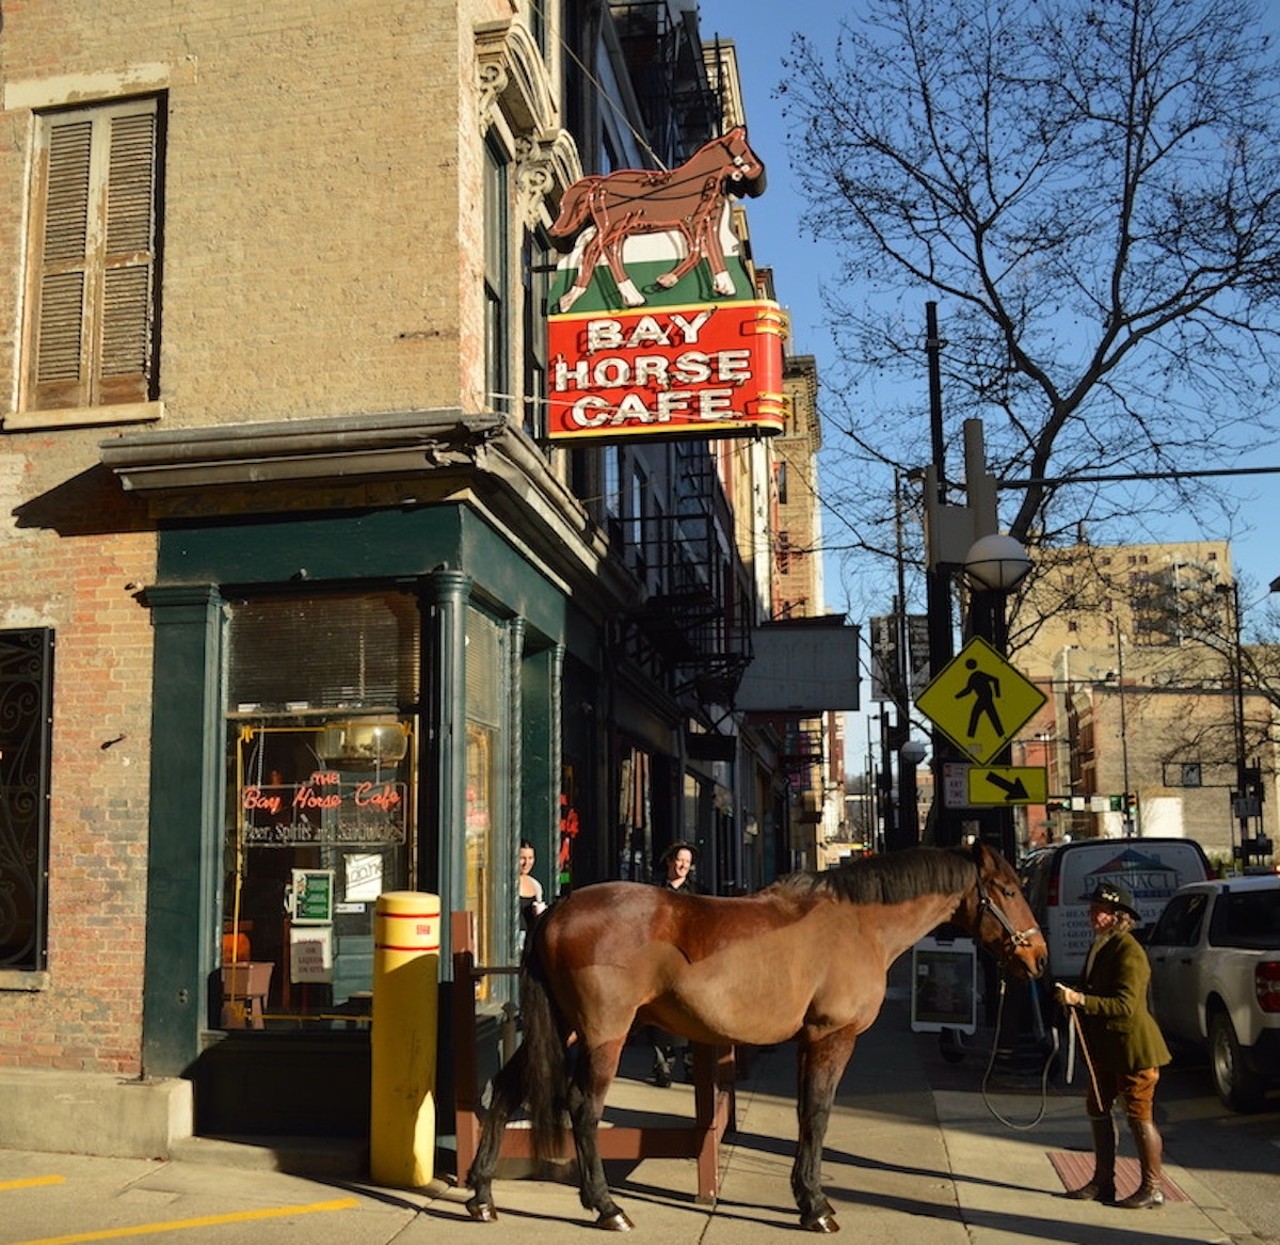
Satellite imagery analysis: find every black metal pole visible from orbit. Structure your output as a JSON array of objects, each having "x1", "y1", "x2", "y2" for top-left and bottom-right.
[{"x1": 924, "y1": 303, "x2": 960, "y2": 846}]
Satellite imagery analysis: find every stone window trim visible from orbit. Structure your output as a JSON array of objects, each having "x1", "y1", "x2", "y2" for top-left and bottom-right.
[{"x1": 476, "y1": 17, "x2": 582, "y2": 229}]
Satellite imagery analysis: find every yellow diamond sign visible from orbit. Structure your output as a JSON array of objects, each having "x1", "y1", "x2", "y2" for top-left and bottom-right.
[{"x1": 915, "y1": 636, "x2": 1046, "y2": 765}]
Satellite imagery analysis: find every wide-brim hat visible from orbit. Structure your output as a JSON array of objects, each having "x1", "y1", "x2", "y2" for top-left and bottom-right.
[
  {"x1": 1088, "y1": 880, "x2": 1141, "y2": 922},
  {"x1": 659, "y1": 840, "x2": 699, "y2": 864}
]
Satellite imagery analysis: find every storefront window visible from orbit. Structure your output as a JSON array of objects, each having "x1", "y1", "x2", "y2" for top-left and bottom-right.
[
  {"x1": 464, "y1": 608, "x2": 506, "y2": 984},
  {"x1": 222, "y1": 592, "x2": 418, "y2": 1030}
]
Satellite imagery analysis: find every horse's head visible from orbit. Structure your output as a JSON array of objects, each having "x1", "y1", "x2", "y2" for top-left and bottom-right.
[
  {"x1": 720, "y1": 126, "x2": 766, "y2": 197},
  {"x1": 962, "y1": 842, "x2": 1047, "y2": 980}
]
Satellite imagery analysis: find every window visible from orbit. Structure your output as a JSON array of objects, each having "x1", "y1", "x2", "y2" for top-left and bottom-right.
[
  {"x1": 1148, "y1": 892, "x2": 1207, "y2": 948},
  {"x1": 530, "y1": 0, "x2": 548, "y2": 56},
  {"x1": 464, "y1": 609, "x2": 508, "y2": 982},
  {"x1": 521, "y1": 226, "x2": 551, "y2": 439},
  {"x1": 602, "y1": 445, "x2": 621, "y2": 531},
  {"x1": 483, "y1": 137, "x2": 509, "y2": 416},
  {"x1": 0, "y1": 630, "x2": 53, "y2": 975},
  {"x1": 23, "y1": 97, "x2": 161, "y2": 413},
  {"x1": 222, "y1": 593, "x2": 419, "y2": 1029}
]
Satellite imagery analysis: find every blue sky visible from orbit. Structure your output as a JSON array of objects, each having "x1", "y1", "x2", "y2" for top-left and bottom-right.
[{"x1": 696, "y1": 0, "x2": 1280, "y2": 620}]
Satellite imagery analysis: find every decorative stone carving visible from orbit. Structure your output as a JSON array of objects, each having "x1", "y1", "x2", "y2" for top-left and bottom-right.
[
  {"x1": 515, "y1": 130, "x2": 582, "y2": 229},
  {"x1": 475, "y1": 18, "x2": 555, "y2": 135}
]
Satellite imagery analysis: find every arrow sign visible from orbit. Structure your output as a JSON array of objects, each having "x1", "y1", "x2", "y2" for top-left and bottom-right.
[
  {"x1": 966, "y1": 765, "x2": 1048, "y2": 807},
  {"x1": 985, "y1": 772, "x2": 1028, "y2": 800}
]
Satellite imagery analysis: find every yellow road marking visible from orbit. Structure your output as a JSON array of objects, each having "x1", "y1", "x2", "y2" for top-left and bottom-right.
[
  {"x1": 0, "y1": 1176, "x2": 66, "y2": 1191},
  {"x1": 8, "y1": 1195, "x2": 359, "y2": 1245}
]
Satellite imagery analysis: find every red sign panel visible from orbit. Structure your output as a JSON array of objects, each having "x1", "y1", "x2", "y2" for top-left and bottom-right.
[{"x1": 547, "y1": 300, "x2": 787, "y2": 441}]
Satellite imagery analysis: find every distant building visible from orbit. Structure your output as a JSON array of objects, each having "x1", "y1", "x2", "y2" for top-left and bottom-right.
[{"x1": 1013, "y1": 540, "x2": 1275, "y2": 861}]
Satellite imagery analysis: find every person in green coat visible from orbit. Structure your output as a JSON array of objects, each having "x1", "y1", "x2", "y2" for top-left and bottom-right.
[{"x1": 1054, "y1": 880, "x2": 1171, "y2": 1209}]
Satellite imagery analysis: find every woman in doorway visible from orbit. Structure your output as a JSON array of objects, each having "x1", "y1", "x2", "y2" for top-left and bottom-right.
[
  {"x1": 649, "y1": 841, "x2": 699, "y2": 1085},
  {"x1": 517, "y1": 839, "x2": 546, "y2": 953}
]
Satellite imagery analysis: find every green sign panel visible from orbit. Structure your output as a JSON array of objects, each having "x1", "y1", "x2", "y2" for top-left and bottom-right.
[{"x1": 290, "y1": 869, "x2": 334, "y2": 925}]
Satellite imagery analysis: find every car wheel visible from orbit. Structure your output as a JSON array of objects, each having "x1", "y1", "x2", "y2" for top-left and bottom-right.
[{"x1": 1208, "y1": 1010, "x2": 1267, "y2": 1113}]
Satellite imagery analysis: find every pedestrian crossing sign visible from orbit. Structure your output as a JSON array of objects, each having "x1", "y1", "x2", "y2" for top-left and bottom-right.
[{"x1": 915, "y1": 636, "x2": 1046, "y2": 765}]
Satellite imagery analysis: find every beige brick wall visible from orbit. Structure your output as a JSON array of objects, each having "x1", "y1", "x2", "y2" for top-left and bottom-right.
[
  {"x1": 0, "y1": 0, "x2": 539, "y2": 1072},
  {"x1": 0, "y1": 0, "x2": 519, "y2": 430}
]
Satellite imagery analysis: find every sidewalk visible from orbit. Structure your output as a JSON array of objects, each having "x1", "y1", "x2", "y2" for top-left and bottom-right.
[{"x1": 0, "y1": 978, "x2": 1271, "y2": 1245}]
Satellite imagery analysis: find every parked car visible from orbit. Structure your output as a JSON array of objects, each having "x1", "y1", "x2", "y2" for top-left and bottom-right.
[
  {"x1": 1145, "y1": 874, "x2": 1280, "y2": 1112},
  {"x1": 1019, "y1": 838, "x2": 1213, "y2": 981}
]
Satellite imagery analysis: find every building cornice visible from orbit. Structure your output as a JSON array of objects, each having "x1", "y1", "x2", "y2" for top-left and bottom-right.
[{"x1": 99, "y1": 408, "x2": 638, "y2": 611}]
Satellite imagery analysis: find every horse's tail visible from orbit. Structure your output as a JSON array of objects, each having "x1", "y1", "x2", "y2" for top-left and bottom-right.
[
  {"x1": 548, "y1": 179, "x2": 597, "y2": 246},
  {"x1": 520, "y1": 932, "x2": 571, "y2": 1160}
]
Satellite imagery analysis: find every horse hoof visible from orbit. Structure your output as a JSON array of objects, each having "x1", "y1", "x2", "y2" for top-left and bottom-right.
[
  {"x1": 466, "y1": 1197, "x2": 498, "y2": 1223},
  {"x1": 801, "y1": 1212, "x2": 840, "y2": 1233},
  {"x1": 596, "y1": 1210, "x2": 634, "y2": 1231}
]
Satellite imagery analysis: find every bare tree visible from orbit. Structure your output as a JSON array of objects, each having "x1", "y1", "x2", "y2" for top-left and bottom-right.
[{"x1": 781, "y1": 0, "x2": 1280, "y2": 583}]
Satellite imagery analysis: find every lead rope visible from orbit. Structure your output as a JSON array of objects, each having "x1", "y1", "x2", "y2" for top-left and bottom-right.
[
  {"x1": 978, "y1": 976, "x2": 1056, "y2": 1130},
  {"x1": 978, "y1": 980, "x2": 1105, "y2": 1130}
]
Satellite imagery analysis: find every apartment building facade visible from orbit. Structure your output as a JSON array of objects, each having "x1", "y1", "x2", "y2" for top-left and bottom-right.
[{"x1": 1014, "y1": 540, "x2": 1277, "y2": 860}]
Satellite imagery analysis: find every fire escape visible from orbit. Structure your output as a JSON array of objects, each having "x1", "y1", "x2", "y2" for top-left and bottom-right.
[
  {"x1": 612, "y1": 440, "x2": 753, "y2": 712},
  {"x1": 602, "y1": 3, "x2": 754, "y2": 714},
  {"x1": 610, "y1": 1, "x2": 722, "y2": 165}
]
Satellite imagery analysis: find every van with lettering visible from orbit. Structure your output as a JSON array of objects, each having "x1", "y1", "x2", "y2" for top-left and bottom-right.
[{"x1": 1019, "y1": 838, "x2": 1213, "y2": 981}]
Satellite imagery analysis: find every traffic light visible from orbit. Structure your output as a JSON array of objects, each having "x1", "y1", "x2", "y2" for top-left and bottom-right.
[
  {"x1": 1244, "y1": 767, "x2": 1265, "y2": 804},
  {"x1": 1125, "y1": 791, "x2": 1138, "y2": 813}
]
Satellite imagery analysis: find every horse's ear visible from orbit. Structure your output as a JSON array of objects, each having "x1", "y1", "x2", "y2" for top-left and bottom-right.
[{"x1": 969, "y1": 840, "x2": 987, "y2": 868}]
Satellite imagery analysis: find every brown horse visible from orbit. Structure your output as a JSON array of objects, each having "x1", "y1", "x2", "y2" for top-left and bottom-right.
[
  {"x1": 465, "y1": 842, "x2": 1046, "y2": 1233},
  {"x1": 549, "y1": 125, "x2": 766, "y2": 313}
]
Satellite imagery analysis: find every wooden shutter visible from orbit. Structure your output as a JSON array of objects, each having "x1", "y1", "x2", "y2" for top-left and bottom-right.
[{"x1": 28, "y1": 98, "x2": 158, "y2": 411}]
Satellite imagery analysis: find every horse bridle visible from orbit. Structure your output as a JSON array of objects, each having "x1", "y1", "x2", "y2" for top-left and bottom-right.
[{"x1": 972, "y1": 867, "x2": 1041, "y2": 960}]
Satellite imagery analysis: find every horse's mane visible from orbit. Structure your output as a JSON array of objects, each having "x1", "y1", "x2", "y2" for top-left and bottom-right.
[{"x1": 768, "y1": 845, "x2": 976, "y2": 905}]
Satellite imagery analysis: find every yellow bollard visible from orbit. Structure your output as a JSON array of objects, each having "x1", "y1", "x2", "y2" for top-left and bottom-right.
[{"x1": 370, "y1": 891, "x2": 441, "y2": 1187}]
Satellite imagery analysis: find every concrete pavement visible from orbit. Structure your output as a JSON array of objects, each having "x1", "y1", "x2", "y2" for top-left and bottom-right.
[{"x1": 0, "y1": 974, "x2": 1274, "y2": 1244}]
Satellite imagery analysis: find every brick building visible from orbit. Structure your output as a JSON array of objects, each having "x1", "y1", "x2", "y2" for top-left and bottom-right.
[
  {"x1": 1013, "y1": 540, "x2": 1277, "y2": 859},
  {"x1": 0, "y1": 1, "x2": 845, "y2": 1155}
]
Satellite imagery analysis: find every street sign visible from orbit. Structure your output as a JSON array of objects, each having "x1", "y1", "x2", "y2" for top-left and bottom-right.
[
  {"x1": 966, "y1": 765, "x2": 1048, "y2": 806},
  {"x1": 915, "y1": 636, "x2": 1047, "y2": 765}
]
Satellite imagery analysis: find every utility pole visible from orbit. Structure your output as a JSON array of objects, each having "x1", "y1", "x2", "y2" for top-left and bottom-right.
[
  {"x1": 1116, "y1": 631, "x2": 1135, "y2": 836},
  {"x1": 923, "y1": 302, "x2": 959, "y2": 845},
  {"x1": 1216, "y1": 581, "x2": 1253, "y2": 862}
]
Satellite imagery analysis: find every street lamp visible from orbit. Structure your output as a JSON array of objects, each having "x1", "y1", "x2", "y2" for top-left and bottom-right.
[
  {"x1": 962, "y1": 533, "x2": 1032, "y2": 863},
  {"x1": 962, "y1": 533, "x2": 1033, "y2": 593},
  {"x1": 1104, "y1": 633, "x2": 1135, "y2": 836},
  {"x1": 899, "y1": 738, "x2": 928, "y2": 846}
]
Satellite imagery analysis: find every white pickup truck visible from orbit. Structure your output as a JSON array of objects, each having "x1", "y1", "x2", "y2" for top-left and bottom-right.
[{"x1": 1145, "y1": 875, "x2": 1280, "y2": 1112}]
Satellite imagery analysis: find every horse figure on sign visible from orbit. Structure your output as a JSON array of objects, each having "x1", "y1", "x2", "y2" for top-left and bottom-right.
[
  {"x1": 465, "y1": 842, "x2": 1046, "y2": 1233},
  {"x1": 549, "y1": 125, "x2": 766, "y2": 314}
]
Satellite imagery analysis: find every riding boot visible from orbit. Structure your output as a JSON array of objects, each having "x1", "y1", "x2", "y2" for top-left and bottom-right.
[
  {"x1": 1064, "y1": 1115, "x2": 1116, "y2": 1202},
  {"x1": 1116, "y1": 1120, "x2": 1164, "y2": 1209}
]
